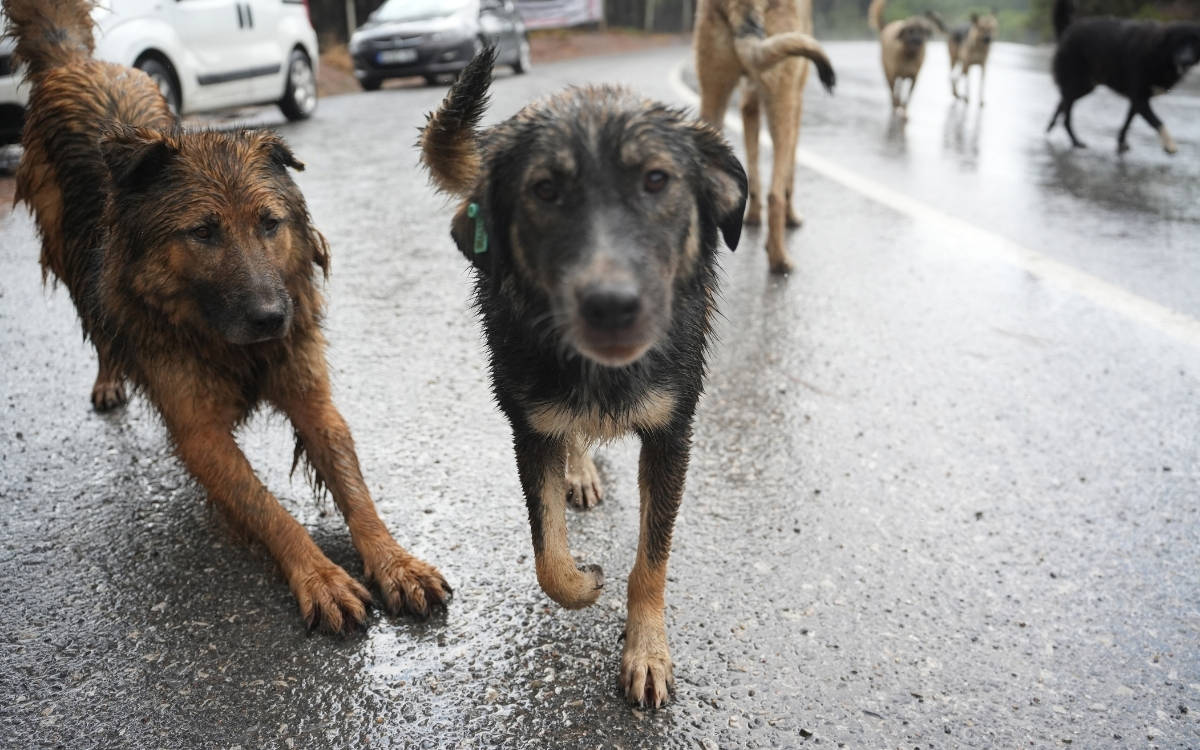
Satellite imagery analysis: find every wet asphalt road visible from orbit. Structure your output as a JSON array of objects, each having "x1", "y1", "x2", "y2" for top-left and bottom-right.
[{"x1": 2, "y1": 41, "x2": 1199, "y2": 748}]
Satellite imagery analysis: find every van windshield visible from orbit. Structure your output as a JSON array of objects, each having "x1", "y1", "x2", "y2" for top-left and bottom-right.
[{"x1": 372, "y1": 0, "x2": 474, "y2": 23}]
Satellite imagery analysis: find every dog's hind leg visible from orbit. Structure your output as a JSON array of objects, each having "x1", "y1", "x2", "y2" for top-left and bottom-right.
[
  {"x1": 1063, "y1": 99, "x2": 1086, "y2": 148},
  {"x1": 1046, "y1": 101, "x2": 1064, "y2": 133},
  {"x1": 621, "y1": 424, "x2": 690, "y2": 708},
  {"x1": 515, "y1": 429, "x2": 604, "y2": 609},
  {"x1": 1117, "y1": 101, "x2": 1137, "y2": 153},
  {"x1": 696, "y1": 31, "x2": 742, "y2": 129},
  {"x1": 90, "y1": 349, "x2": 127, "y2": 412},
  {"x1": 565, "y1": 432, "x2": 603, "y2": 509},
  {"x1": 763, "y1": 91, "x2": 801, "y2": 274},
  {"x1": 277, "y1": 379, "x2": 451, "y2": 618},
  {"x1": 740, "y1": 88, "x2": 763, "y2": 226}
]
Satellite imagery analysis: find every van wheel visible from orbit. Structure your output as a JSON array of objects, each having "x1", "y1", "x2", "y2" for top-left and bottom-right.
[
  {"x1": 137, "y1": 58, "x2": 180, "y2": 115},
  {"x1": 278, "y1": 49, "x2": 318, "y2": 121}
]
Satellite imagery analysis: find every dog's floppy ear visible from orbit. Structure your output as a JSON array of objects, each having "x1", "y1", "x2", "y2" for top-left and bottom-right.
[
  {"x1": 691, "y1": 123, "x2": 748, "y2": 251},
  {"x1": 258, "y1": 132, "x2": 306, "y2": 172},
  {"x1": 100, "y1": 125, "x2": 175, "y2": 193}
]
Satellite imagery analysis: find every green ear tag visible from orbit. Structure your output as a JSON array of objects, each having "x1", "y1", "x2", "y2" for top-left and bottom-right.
[{"x1": 468, "y1": 202, "x2": 488, "y2": 255}]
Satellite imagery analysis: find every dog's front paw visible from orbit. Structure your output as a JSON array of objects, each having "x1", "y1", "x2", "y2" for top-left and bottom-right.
[
  {"x1": 620, "y1": 625, "x2": 675, "y2": 708},
  {"x1": 566, "y1": 451, "x2": 604, "y2": 510},
  {"x1": 366, "y1": 548, "x2": 452, "y2": 619},
  {"x1": 293, "y1": 561, "x2": 372, "y2": 634},
  {"x1": 91, "y1": 379, "x2": 127, "y2": 412},
  {"x1": 786, "y1": 207, "x2": 805, "y2": 229}
]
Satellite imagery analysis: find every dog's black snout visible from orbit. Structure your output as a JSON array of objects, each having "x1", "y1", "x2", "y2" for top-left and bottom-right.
[
  {"x1": 580, "y1": 284, "x2": 641, "y2": 331},
  {"x1": 247, "y1": 296, "x2": 289, "y2": 337}
]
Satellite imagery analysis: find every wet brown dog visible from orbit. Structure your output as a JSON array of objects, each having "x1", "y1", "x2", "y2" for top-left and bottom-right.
[
  {"x1": 869, "y1": 0, "x2": 945, "y2": 118},
  {"x1": 5, "y1": 0, "x2": 449, "y2": 632},
  {"x1": 420, "y1": 49, "x2": 747, "y2": 707},
  {"x1": 694, "y1": 0, "x2": 835, "y2": 274},
  {"x1": 948, "y1": 10, "x2": 998, "y2": 104}
]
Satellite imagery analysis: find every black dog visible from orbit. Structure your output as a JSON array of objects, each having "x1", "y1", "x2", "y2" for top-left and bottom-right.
[
  {"x1": 419, "y1": 49, "x2": 747, "y2": 708},
  {"x1": 1047, "y1": 0, "x2": 1200, "y2": 153}
]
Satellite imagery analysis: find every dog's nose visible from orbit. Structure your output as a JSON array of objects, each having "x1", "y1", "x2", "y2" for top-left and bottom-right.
[
  {"x1": 247, "y1": 296, "x2": 289, "y2": 338},
  {"x1": 580, "y1": 284, "x2": 641, "y2": 331}
]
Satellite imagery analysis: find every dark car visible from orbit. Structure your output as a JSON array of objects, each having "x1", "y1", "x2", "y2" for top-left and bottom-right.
[{"x1": 349, "y1": 0, "x2": 530, "y2": 90}]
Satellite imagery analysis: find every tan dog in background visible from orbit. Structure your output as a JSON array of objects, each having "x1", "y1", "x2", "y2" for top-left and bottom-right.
[
  {"x1": 869, "y1": 0, "x2": 945, "y2": 118},
  {"x1": 949, "y1": 10, "x2": 998, "y2": 104},
  {"x1": 694, "y1": 0, "x2": 835, "y2": 274}
]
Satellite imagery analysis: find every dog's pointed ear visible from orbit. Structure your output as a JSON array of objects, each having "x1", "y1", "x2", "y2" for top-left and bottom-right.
[
  {"x1": 100, "y1": 125, "x2": 175, "y2": 193},
  {"x1": 691, "y1": 123, "x2": 748, "y2": 251},
  {"x1": 969, "y1": 11, "x2": 979, "y2": 23}
]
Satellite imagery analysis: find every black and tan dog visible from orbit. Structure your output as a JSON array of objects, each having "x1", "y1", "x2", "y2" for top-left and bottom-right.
[
  {"x1": 1047, "y1": 0, "x2": 1200, "y2": 154},
  {"x1": 948, "y1": 10, "x2": 998, "y2": 104},
  {"x1": 694, "y1": 0, "x2": 835, "y2": 275},
  {"x1": 420, "y1": 49, "x2": 747, "y2": 707},
  {"x1": 869, "y1": 0, "x2": 946, "y2": 118},
  {"x1": 5, "y1": 0, "x2": 449, "y2": 632}
]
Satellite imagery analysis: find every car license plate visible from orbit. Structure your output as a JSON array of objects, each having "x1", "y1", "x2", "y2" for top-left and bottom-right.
[{"x1": 377, "y1": 48, "x2": 417, "y2": 65}]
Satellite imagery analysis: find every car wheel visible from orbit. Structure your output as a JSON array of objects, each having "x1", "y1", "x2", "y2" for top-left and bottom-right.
[
  {"x1": 514, "y1": 36, "x2": 531, "y2": 74},
  {"x1": 359, "y1": 75, "x2": 382, "y2": 91},
  {"x1": 278, "y1": 49, "x2": 318, "y2": 121},
  {"x1": 136, "y1": 57, "x2": 180, "y2": 115},
  {"x1": 423, "y1": 74, "x2": 441, "y2": 86}
]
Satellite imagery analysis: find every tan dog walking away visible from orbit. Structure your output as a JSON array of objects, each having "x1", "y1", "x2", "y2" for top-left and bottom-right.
[
  {"x1": 694, "y1": 0, "x2": 835, "y2": 274},
  {"x1": 948, "y1": 10, "x2": 998, "y2": 104},
  {"x1": 4, "y1": 0, "x2": 450, "y2": 632},
  {"x1": 869, "y1": 0, "x2": 945, "y2": 118}
]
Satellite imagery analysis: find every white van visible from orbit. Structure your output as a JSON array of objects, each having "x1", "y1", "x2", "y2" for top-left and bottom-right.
[{"x1": 0, "y1": 0, "x2": 319, "y2": 144}]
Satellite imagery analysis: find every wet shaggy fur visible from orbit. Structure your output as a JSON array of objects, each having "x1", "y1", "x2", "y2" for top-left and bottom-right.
[
  {"x1": 869, "y1": 0, "x2": 945, "y2": 118},
  {"x1": 694, "y1": 0, "x2": 836, "y2": 274},
  {"x1": 5, "y1": 0, "x2": 449, "y2": 633},
  {"x1": 947, "y1": 10, "x2": 998, "y2": 103},
  {"x1": 1047, "y1": 0, "x2": 1200, "y2": 154},
  {"x1": 420, "y1": 49, "x2": 747, "y2": 708}
]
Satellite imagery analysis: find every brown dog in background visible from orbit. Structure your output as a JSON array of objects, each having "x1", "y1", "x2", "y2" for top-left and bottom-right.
[
  {"x1": 869, "y1": 0, "x2": 945, "y2": 118},
  {"x1": 5, "y1": 0, "x2": 449, "y2": 632},
  {"x1": 948, "y1": 10, "x2": 998, "y2": 104},
  {"x1": 694, "y1": 0, "x2": 835, "y2": 274}
]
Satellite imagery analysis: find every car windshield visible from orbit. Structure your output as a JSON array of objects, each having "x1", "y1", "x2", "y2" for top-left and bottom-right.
[{"x1": 371, "y1": 0, "x2": 474, "y2": 23}]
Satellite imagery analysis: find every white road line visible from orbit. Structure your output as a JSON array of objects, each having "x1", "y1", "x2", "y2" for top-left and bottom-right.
[{"x1": 668, "y1": 62, "x2": 1200, "y2": 350}]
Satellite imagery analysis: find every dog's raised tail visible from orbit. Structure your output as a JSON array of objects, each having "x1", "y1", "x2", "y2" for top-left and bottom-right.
[
  {"x1": 1052, "y1": 0, "x2": 1074, "y2": 40},
  {"x1": 1, "y1": 0, "x2": 95, "y2": 82},
  {"x1": 734, "y1": 31, "x2": 837, "y2": 93},
  {"x1": 868, "y1": 0, "x2": 887, "y2": 32},
  {"x1": 419, "y1": 46, "x2": 495, "y2": 197}
]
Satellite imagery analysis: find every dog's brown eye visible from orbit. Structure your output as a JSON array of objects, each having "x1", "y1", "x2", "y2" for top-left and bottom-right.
[
  {"x1": 191, "y1": 226, "x2": 212, "y2": 241},
  {"x1": 643, "y1": 170, "x2": 669, "y2": 193},
  {"x1": 262, "y1": 217, "x2": 280, "y2": 235},
  {"x1": 532, "y1": 179, "x2": 559, "y2": 202}
]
